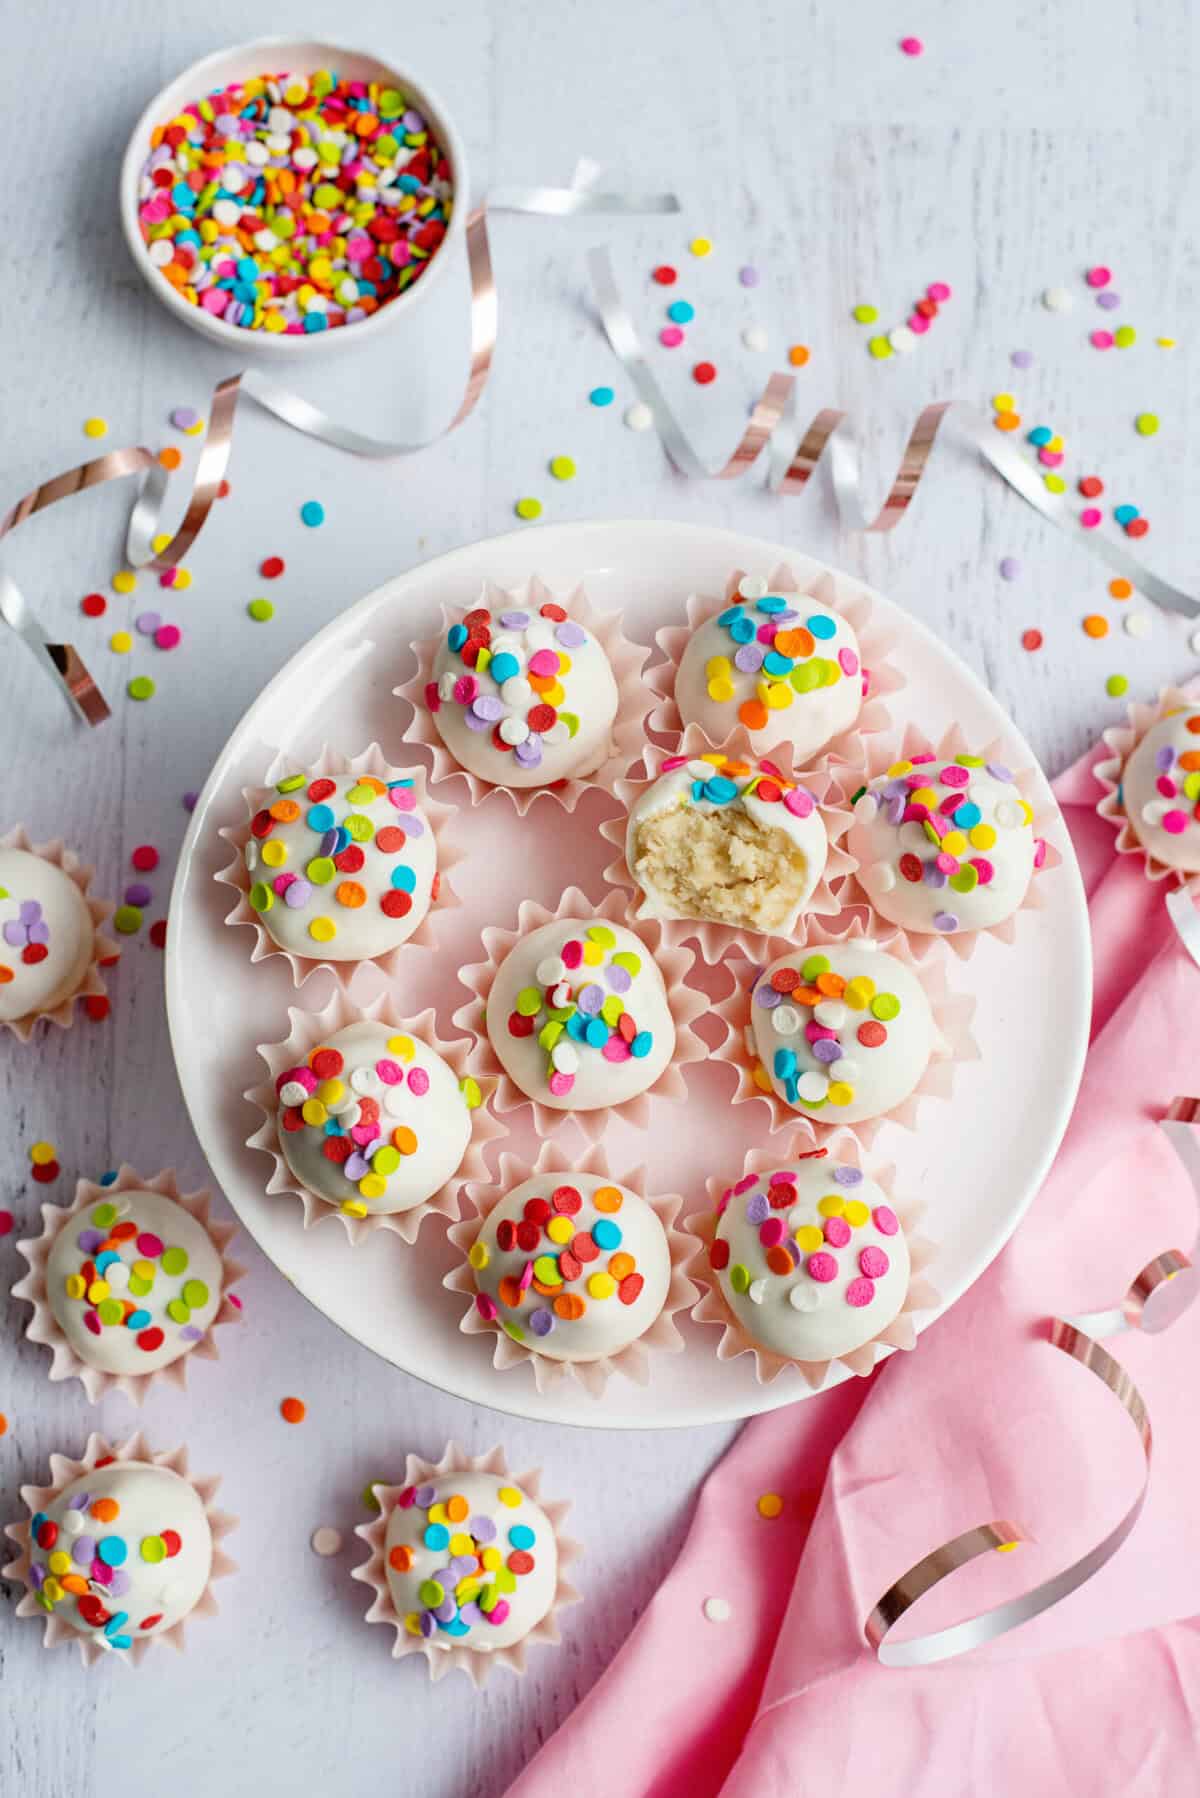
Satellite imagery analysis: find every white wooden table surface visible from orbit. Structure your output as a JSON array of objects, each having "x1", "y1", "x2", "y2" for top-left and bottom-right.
[{"x1": 3, "y1": 3, "x2": 1198, "y2": 1794}]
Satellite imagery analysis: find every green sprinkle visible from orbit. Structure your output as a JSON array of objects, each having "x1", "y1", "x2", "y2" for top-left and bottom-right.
[
  {"x1": 867, "y1": 335, "x2": 893, "y2": 360},
  {"x1": 1114, "y1": 325, "x2": 1137, "y2": 349},
  {"x1": 127, "y1": 676, "x2": 155, "y2": 701},
  {"x1": 852, "y1": 304, "x2": 879, "y2": 324},
  {"x1": 248, "y1": 598, "x2": 274, "y2": 622},
  {"x1": 549, "y1": 455, "x2": 576, "y2": 481},
  {"x1": 1135, "y1": 411, "x2": 1159, "y2": 436},
  {"x1": 1106, "y1": 673, "x2": 1129, "y2": 697},
  {"x1": 515, "y1": 497, "x2": 542, "y2": 520},
  {"x1": 114, "y1": 904, "x2": 143, "y2": 934}
]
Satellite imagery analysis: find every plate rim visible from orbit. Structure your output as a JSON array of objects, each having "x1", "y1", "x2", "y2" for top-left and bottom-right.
[{"x1": 166, "y1": 516, "x2": 1093, "y2": 1429}]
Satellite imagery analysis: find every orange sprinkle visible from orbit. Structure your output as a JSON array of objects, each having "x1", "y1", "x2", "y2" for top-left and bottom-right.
[
  {"x1": 110, "y1": 1221, "x2": 138, "y2": 1240},
  {"x1": 335, "y1": 880, "x2": 367, "y2": 909},
  {"x1": 816, "y1": 971, "x2": 846, "y2": 998},
  {"x1": 62, "y1": 1574, "x2": 89, "y2": 1595},
  {"x1": 532, "y1": 1278, "x2": 561, "y2": 1297},
  {"x1": 91, "y1": 1497, "x2": 119, "y2": 1522},
  {"x1": 1188, "y1": 716, "x2": 1200, "y2": 735},
  {"x1": 0, "y1": 1413, "x2": 6, "y2": 1437},
  {"x1": 1179, "y1": 752, "x2": 1200, "y2": 771},
  {"x1": 358, "y1": 775, "x2": 387, "y2": 795},
  {"x1": 158, "y1": 447, "x2": 182, "y2": 471},
  {"x1": 593, "y1": 1185, "x2": 624, "y2": 1212},
  {"x1": 389, "y1": 1544, "x2": 414, "y2": 1572},
  {"x1": 1109, "y1": 578, "x2": 1133, "y2": 600},
  {"x1": 280, "y1": 1396, "x2": 307, "y2": 1424},
  {"x1": 554, "y1": 1292, "x2": 586, "y2": 1320},
  {"x1": 392, "y1": 1125, "x2": 418, "y2": 1155},
  {"x1": 1082, "y1": 614, "x2": 1109, "y2": 639},
  {"x1": 993, "y1": 411, "x2": 1022, "y2": 432},
  {"x1": 498, "y1": 1275, "x2": 524, "y2": 1308},
  {"x1": 766, "y1": 1245, "x2": 796, "y2": 1276},
  {"x1": 609, "y1": 1251, "x2": 636, "y2": 1280},
  {"x1": 446, "y1": 1494, "x2": 469, "y2": 1522},
  {"x1": 739, "y1": 698, "x2": 769, "y2": 732},
  {"x1": 719, "y1": 760, "x2": 751, "y2": 777},
  {"x1": 788, "y1": 344, "x2": 811, "y2": 367},
  {"x1": 0, "y1": 968, "x2": 13, "y2": 985}
]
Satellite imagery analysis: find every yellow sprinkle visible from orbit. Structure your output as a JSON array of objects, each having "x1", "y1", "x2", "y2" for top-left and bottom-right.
[
  {"x1": 152, "y1": 533, "x2": 171, "y2": 554},
  {"x1": 29, "y1": 1140, "x2": 56, "y2": 1164},
  {"x1": 110, "y1": 631, "x2": 133, "y2": 654},
  {"x1": 308, "y1": 916, "x2": 336, "y2": 942},
  {"x1": 112, "y1": 570, "x2": 136, "y2": 595},
  {"x1": 83, "y1": 417, "x2": 107, "y2": 439},
  {"x1": 756, "y1": 1492, "x2": 784, "y2": 1519},
  {"x1": 341, "y1": 1200, "x2": 369, "y2": 1219},
  {"x1": 689, "y1": 236, "x2": 712, "y2": 257},
  {"x1": 991, "y1": 393, "x2": 1016, "y2": 413}
]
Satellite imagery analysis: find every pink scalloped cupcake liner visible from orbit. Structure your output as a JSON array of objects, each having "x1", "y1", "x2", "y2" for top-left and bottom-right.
[
  {"x1": 0, "y1": 824, "x2": 118, "y2": 1042},
  {"x1": 646, "y1": 560, "x2": 905, "y2": 767},
  {"x1": 840, "y1": 721, "x2": 1062, "y2": 962},
  {"x1": 247, "y1": 988, "x2": 505, "y2": 1246},
  {"x1": 396, "y1": 576, "x2": 653, "y2": 816},
  {"x1": 13, "y1": 1165, "x2": 246, "y2": 1405},
  {"x1": 351, "y1": 1440, "x2": 581, "y2": 1685},
  {"x1": 685, "y1": 1129, "x2": 939, "y2": 1387},
  {"x1": 3, "y1": 1432, "x2": 236, "y2": 1666},
  {"x1": 600, "y1": 724, "x2": 856, "y2": 964},
  {"x1": 452, "y1": 885, "x2": 708, "y2": 1143},
  {"x1": 444, "y1": 1139, "x2": 697, "y2": 1398},
  {"x1": 215, "y1": 742, "x2": 463, "y2": 990},
  {"x1": 711, "y1": 912, "x2": 978, "y2": 1148},
  {"x1": 1094, "y1": 684, "x2": 1200, "y2": 887}
]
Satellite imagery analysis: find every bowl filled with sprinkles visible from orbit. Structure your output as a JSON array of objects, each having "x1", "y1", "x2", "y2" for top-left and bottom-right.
[{"x1": 120, "y1": 37, "x2": 466, "y2": 354}]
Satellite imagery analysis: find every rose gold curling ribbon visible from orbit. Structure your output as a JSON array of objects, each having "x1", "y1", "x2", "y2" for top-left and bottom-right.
[
  {"x1": 862, "y1": 1097, "x2": 1200, "y2": 1667},
  {"x1": 587, "y1": 248, "x2": 1200, "y2": 614},
  {"x1": 0, "y1": 173, "x2": 679, "y2": 723}
]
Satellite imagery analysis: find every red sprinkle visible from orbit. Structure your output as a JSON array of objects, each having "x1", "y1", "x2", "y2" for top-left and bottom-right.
[
  {"x1": 32, "y1": 1160, "x2": 60, "y2": 1184},
  {"x1": 652, "y1": 265, "x2": 677, "y2": 285},
  {"x1": 692, "y1": 361, "x2": 717, "y2": 385},
  {"x1": 81, "y1": 593, "x2": 107, "y2": 618},
  {"x1": 85, "y1": 995, "x2": 110, "y2": 1021},
  {"x1": 149, "y1": 920, "x2": 168, "y2": 949},
  {"x1": 260, "y1": 556, "x2": 285, "y2": 579},
  {"x1": 1126, "y1": 517, "x2": 1150, "y2": 539},
  {"x1": 1022, "y1": 628, "x2": 1044, "y2": 651},
  {"x1": 1079, "y1": 475, "x2": 1104, "y2": 498}
]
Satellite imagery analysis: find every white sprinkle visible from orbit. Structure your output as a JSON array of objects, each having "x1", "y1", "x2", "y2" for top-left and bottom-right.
[
  {"x1": 738, "y1": 575, "x2": 768, "y2": 601},
  {"x1": 789, "y1": 1283, "x2": 819, "y2": 1312},
  {"x1": 888, "y1": 325, "x2": 917, "y2": 354},
  {"x1": 747, "y1": 1278, "x2": 768, "y2": 1305},
  {"x1": 311, "y1": 1527, "x2": 343, "y2": 1557},
  {"x1": 551, "y1": 1041, "x2": 580, "y2": 1074},
  {"x1": 796, "y1": 1070, "x2": 830, "y2": 1102},
  {"x1": 703, "y1": 1596, "x2": 732, "y2": 1624},
  {"x1": 499, "y1": 717, "x2": 529, "y2": 745},
  {"x1": 772, "y1": 1004, "x2": 800, "y2": 1036},
  {"x1": 1124, "y1": 611, "x2": 1151, "y2": 638},
  {"x1": 813, "y1": 1000, "x2": 846, "y2": 1029},
  {"x1": 535, "y1": 956, "x2": 566, "y2": 985},
  {"x1": 624, "y1": 402, "x2": 654, "y2": 432},
  {"x1": 1042, "y1": 286, "x2": 1073, "y2": 312},
  {"x1": 742, "y1": 325, "x2": 769, "y2": 352},
  {"x1": 830, "y1": 1058, "x2": 859, "y2": 1081}
]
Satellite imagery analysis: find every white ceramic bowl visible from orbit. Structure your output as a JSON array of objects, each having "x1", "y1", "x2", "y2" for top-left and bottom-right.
[{"x1": 119, "y1": 35, "x2": 469, "y2": 359}]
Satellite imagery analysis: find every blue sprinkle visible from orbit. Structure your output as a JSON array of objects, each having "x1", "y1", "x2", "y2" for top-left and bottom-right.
[
  {"x1": 756, "y1": 596, "x2": 788, "y2": 614},
  {"x1": 717, "y1": 607, "x2": 744, "y2": 627},
  {"x1": 95, "y1": 1251, "x2": 119, "y2": 1273},
  {"x1": 303, "y1": 312, "x2": 328, "y2": 333},
  {"x1": 774, "y1": 1046, "x2": 798, "y2": 1080},
  {"x1": 763, "y1": 651, "x2": 793, "y2": 677},
  {"x1": 785, "y1": 1076, "x2": 800, "y2": 1105},
  {"x1": 954, "y1": 802, "x2": 982, "y2": 829},
  {"x1": 390, "y1": 865, "x2": 417, "y2": 893},
  {"x1": 728, "y1": 614, "x2": 756, "y2": 643},
  {"x1": 448, "y1": 624, "x2": 468, "y2": 650},
  {"x1": 306, "y1": 804, "x2": 335, "y2": 833},
  {"x1": 104, "y1": 1612, "x2": 130, "y2": 1637},
  {"x1": 1027, "y1": 426, "x2": 1053, "y2": 446},
  {"x1": 667, "y1": 300, "x2": 695, "y2": 323},
  {"x1": 566, "y1": 1012, "x2": 587, "y2": 1040},
  {"x1": 509, "y1": 1524, "x2": 536, "y2": 1550},
  {"x1": 704, "y1": 777, "x2": 739, "y2": 803},
  {"x1": 99, "y1": 1171, "x2": 118, "y2": 1186},
  {"x1": 236, "y1": 256, "x2": 260, "y2": 282},
  {"x1": 691, "y1": 781, "x2": 706, "y2": 802},
  {"x1": 439, "y1": 1617, "x2": 470, "y2": 1636},
  {"x1": 334, "y1": 827, "x2": 350, "y2": 855},
  {"x1": 807, "y1": 613, "x2": 837, "y2": 639},
  {"x1": 300, "y1": 501, "x2": 325, "y2": 528},
  {"x1": 584, "y1": 1017, "x2": 610, "y2": 1047},
  {"x1": 591, "y1": 1218, "x2": 622, "y2": 1251},
  {"x1": 489, "y1": 652, "x2": 520, "y2": 684},
  {"x1": 630, "y1": 1030, "x2": 653, "y2": 1058},
  {"x1": 423, "y1": 1523, "x2": 449, "y2": 1551},
  {"x1": 388, "y1": 779, "x2": 415, "y2": 790},
  {"x1": 397, "y1": 174, "x2": 421, "y2": 192},
  {"x1": 109, "y1": 1635, "x2": 133, "y2": 1651},
  {"x1": 589, "y1": 386, "x2": 614, "y2": 407},
  {"x1": 125, "y1": 1309, "x2": 152, "y2": 1331},
  {"x1": 1114, "y1": 504, "x2": 1139, "y2": 525}
]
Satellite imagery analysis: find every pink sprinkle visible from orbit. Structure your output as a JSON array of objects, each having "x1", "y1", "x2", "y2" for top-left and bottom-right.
[
  {"x1": 561, "y1": 939, "x2": 583, "y2": 969},
  {"x1": 938, "y1": 792, "x2": 963, "y2": 815},
  {"x1": 838, "y1": 648, "x2": 859, "y2": 676},
  {"x1": 902, "y1": 803, "x2": 930, "y2": 824},
  {"x1": 486, "y1": 1599, "x2": 511, "y2": 1626},
  {"x1": 548, "y1": 1070, "x2": 576, "y2": 1095},
  {"x1": 972, "y1": 857, "x2": 995, "y2": 885},
  {"x1": 407, "y1": 1067, "x2": 430, "y2": 1096},
  {"x1": 783, "y1": 787, "x2": 814, "y2": 819},
  {"x1": 1157, "y1": 775, "x2": 1178, "y2": 798},
  {"x1": 659, "y1": 325, "x2": 684, "y2": 348},
  {"x1": 758, "y1": 1217, "x2": 786, "y2": 1248},
  {"x1": 807, "y1": 1252, "x2": 838, "y2": 1284},
  {"x1": 137, "y1": 1232, "x2": 164, "y2": 1258},
  {"x1": 475, "y1": 1293, "x2": 498, "y2": 1322},
  {"x1": 528, "y1": 649, "x2": 559, "y2": 678},
  {"x1": 200, "y1": 288, "x2": 229, "y2": 316},
  {"x1": 155, "y1": 624, "x2": 181, "y2": 650},
  {"x1": 1080, "y1": 507, "x2": 1102, "y2": 529},
  {"x1": 770, "y1": 1169, "x2": 797, "y2": 1186},
  {"x1": 734, "y1": 1173, "x2": 758, "y2": 1194},
  {"x1": 911, "y1": 752, "x2": 937, "y2": 764},
  {"x1": 908, "y1": 313, "x2": 930, "y2": 335},
  {"x1": 424, "y1": 682, "x2": 441, "y2": 713},
  {"x1": 661, "y1": 755, "x2": 689, "y2": 772},
  {"x1": 351, "y1": 1121, "x2": 380, "y2": 1146},
  {"x1": 453, "y1": 674, "x2": 478, "y2": 706},
  {"x1": 823, "y1": 1216, "x2": 851, "y2": 1248},
  {"x1": 1090, "y1": 330, "x2": 1115, "y2": 350},
  {"x1": 805, "y1": 1022, "x2": 837, "y2": 1043},
  {"x1": 926, "y1": 282, "x2": 951, "y2": 301},
  {"x1": 939, "y1": 765, "x2": 970, "y2": 787},
  {"x1": 84, "y1": 1309, "x2": 102, "y2": 1335},
  {"x1": 272, "y1": 872, "x2": 296, "y2": 895},
  {"x1": 602, "y1": 1036, "x2": 631, "y2": 1061},
  {"x1": 1034, "y1": 837, "x2": 1048, "y2": 869},
  {"x1": 1086, "y1": 266, "x2": 1113, "y2": 288},
  {"x1": 389, "y1": 785, "x2": 416, "y2": 812},
  {"x1": 899, "y1": 35, "x2": 923, "y2": 55},
  {"x1": 159, "y1": 567, "x2": 178, "y2": 589},
  {"x1": 1162, "y1": 810, "x2": 1189, "y2": 835},
  {"x1": 375, "y1": 1059, "x2": 402, "y2": 1085},
  {"x1": 1038, "y1": 449, "x2": 1064, "y2": 468},
  {"x1": 756, "y1": 621, "x2": 777, "y2": 645},
  {"x1": 935, "y1": 852, "x2": 960, "y2": 875},
  {"x1": 873, "y1": 1205, "x2": 899, "y2": 1236},
  {"x1": 860, "y1": 1245, "x2": 890, "y2": 1278},
  {"x1": 845, "y1": 1276, "x2": 876, "y2": 1308},
  {"x1": 518, "y1": 1259, "x2": 534, "y2": 1290}
]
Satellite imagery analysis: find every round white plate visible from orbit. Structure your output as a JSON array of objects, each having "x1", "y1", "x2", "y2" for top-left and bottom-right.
[{"x1": 166, "y1": 519, "x2": 1091, "y2": 1430}]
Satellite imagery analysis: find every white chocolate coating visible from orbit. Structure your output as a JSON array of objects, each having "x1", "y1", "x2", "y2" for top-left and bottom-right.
[
  {"x1": 748, "y1": 941, "x2": 934, "y2": 1125},
  {"x1": 384, "y1": 1470, "x2": 557, "y2": 1652},
  {"x1": 673, "y1": 587, "x2": 862, "y2": 764},
  {"x1": 0, "y1": 849, "x2": 94, "y2": 1023},
  {"x1": 1122, "y1": 711, "x2": 1200, "y2": 873},
  {"x1": 470, "y1": 1173, "x2": 672, "y2": 1362},
  {"x1": 427, "y1": 601, "x2": 619, "y2": 789},
  {"x1": 712, "y1": 1159, "x2": 910, "y2": 1361},
  {"x1": 243, "y1": 772, "x2": 436, "y2": 961},
  {"x1": 486, "y1": 919, "x2": 675, "y2": 1112},
  {"x1": 849, "y1": 752, "x2": 1036, "y2": 936},
  {"x1": 276, "y1": 1020, "x2": 475, "y2": 1217},
  {"x1": 626, "y1": 754, "x2": 828, "y2": 933},
  {"x1": 46, "y1": 1190, "x2": 223, "y2": 1377},
  {"x1": 26, "y1": 1462, "x2": 213, "y2": 1651}
]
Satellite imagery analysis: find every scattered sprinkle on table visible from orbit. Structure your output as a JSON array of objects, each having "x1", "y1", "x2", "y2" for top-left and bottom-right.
[
  {"x1": 159, "y1": 447, "x2": 182, "y2": 470},
  {"x1": 514, "y1": 497, "x2": 542, "y2": 520},
  {"x1": 1080, "y1": 507, "x2": 1102, "y2": 528},
  {"x1": 361, "y1": 1480, "x2": 385, "y2": 1511},
  {"x1": 549, "y1": 456, "x2": 576, "y2": 481},
  {"x1": 29, "y1": 1140, "x2": 57, "y2": 1173},
  {"x1": 852, "y1": 304, "x2": 878, "y2": 324},
  {"x1": 1090, "y1": 330, "x2": 1114, "y2": 351},
  {"x1": 0, "y1": 1414, "x2": 7, "y2": 1438},
  {"x1": 690, "y1": 237, "x2": 712, "y2": 257},
  {"x1": 888, "y1": 325, "x2": 916, "y2": 354},
  {"x1": 128, "y1": 676, "x2": 155, "y2": 701},
  {"x1": 1096, "y1": 291, "x2": 1121, "y2": 311},
  {"x1": 300, "y1": 500, "x2": 326, "y2": 527},
  {"x1": 1083, "y1": 614, "x2": 1109, "y2": 639},
  {"x1": 1109, "y1": 578, "x2": 1133, "y2": 600},
  {"x1": 652, "y1": 264, "x2": 677, "y2": 285},
  {"x1": 136, "y1": 611, "x2": 162, "y2": 636},
  {"x1": 703, "y1": 1596, "x2": 732, "y2": 1623},
  {"x1": 899, "y1": 35, "x2": 924, "y2": 55},
  {"x1": 1022, "y1": 628, "x2": 1043, "y2": 652},
  {"x1": 868, "y1": 335, "x2": 893, "y2": 360},
  {"x1": 170, "y1": 406, "x2": 199, "y2": 431},
  {"x1": 660, "y1": 325, "x2": 684, "y2": 348},
  {"x1": 114, "y1": 904, "x2": 143, "y2": 934},
  {"x1": 1080, "y1": 476, "x2": 1104, "y2": 497},
  {"x1": 125, "y1": 883, "x2": 152, "y2": 907},
  {"x1": 999, "y1": 557, "x2": 1021, "y2": 581},
  {"x1": 83, "y1": 417, "x2": 107, "y2": 439},
  {"x1": 260, "y1": 555, "x2": 285, "y2": 579},
  {"x1": 788, "y1": 344, "x2": 811, "y2": 367},
  {"x1": 756, "y1": 1492, "x2": 784, "y2": 1519},
  {"x1": 739, "y1": 265, "x2": 760, "y2": 287},
  {"x1": 311, "y1": 1526, "x2": 343, "y2": 1557},
  {"x1": 1042, "y1": 287, "x2": 1072, "y2": 312},
  {"x1": 993, "y1": 392, "x2": 1016, "y2": 412},
  {"x1": 85, "y1": 995, "x2": 110, "y2": 1020},
  {"x1": 1106, "y1": 674, "x2": 1129, "y2": 697},
  {"x1": 589, "y1": 386, "x2": 614, "y2": 407},
  {"x1": 1125, "y1": 611, "x2": 1151, "y2": 638},
  {"x1": 1086, "y1": 266, "x2": 1113, "y2": 289},
  {"x1": 693, "y1": 361, "x2": 717, "y2": 384},
  {"x1": 624, "y1": 402, "x2": 653, "y2": 432},
  {"x1": 1011, "y1": 349, "x2": 1034, "y2": 369},
  {"x1": 110, "y1": 631, "x2": 133, "y2": 654},
  {"x1": 667, "y1": 300, "x2": 695, "y2": 324},
  {"x1": 81, "y1": 593, "x2": 106, "y2": 618},
  {"x1": 280, "y1": 1396, "x2": 307, "y2": 1424},
  {"x1": 0, "y1": 1210, "x2": 12, "y2": 1237},
  {"x1": 1114, "y1": 325, "x2": 1137, "y2": 349},
  {"x1": 1135, "y1": 412, "x2": 1160, "y2": 436},
  {"x1": 155, "y1": 624, "x2": 181, "y2": 650},
  {"x1": 742, "y1": 325, "x2": 768, "y2": 352},
  {"x1": 150, "y1": 919, "x2": 168, "y2": 949},
  {"x1": 247, "y1": 598, "x2": 275, "y2": 621},
  {"x1": 1157, "y1": 336, "x2": 1177, "y2": 349},
  {"x1": 183, "y1": 790, "x2": 199, "y2": 811},
  {"x1": 112, "y1": 570, "x2": 136, "y2": 595}
]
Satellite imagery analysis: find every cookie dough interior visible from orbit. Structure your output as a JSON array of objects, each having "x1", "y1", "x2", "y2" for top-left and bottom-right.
[{"x1": 632, "y1": 802, "x2": 810, "y2": 931}]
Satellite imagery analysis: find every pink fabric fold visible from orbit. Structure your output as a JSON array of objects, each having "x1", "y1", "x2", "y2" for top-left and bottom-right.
[{"x1": 507, "y1": 739, "x2": 1200, "y2": 1798}]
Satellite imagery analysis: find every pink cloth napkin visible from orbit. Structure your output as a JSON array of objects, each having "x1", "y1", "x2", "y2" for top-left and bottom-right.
[{"x1": 507, "y1": 742, "x2": 1200, "y2": 1798}]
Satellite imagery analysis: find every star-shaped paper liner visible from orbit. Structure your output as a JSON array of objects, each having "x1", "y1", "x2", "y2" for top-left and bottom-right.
[{"x1": 0, "y1": 824, "x2": 118, "y2": 1042}]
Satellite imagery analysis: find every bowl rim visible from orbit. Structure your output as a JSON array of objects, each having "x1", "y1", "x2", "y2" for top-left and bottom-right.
[{"x1": 118, "y1": 34, "x2": 470, "y2": 358}]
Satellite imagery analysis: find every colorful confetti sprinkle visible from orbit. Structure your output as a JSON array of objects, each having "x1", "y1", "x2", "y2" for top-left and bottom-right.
[
  {"x1": 310, "y1": 1526, "x2": 343, "y2": 1556},
  {"x1": 300, "y1": 500, "x2": 326, "y2": 527},
  {"x1": 689, "y1": 237, "x2": 712, "y2": 258},
  {"x1": 548, "y1": 456, "x2": 576, "y2": 482},
  {"x1": 1022, "y1": 629, "x2": 1044, "y2": 652},
  {"x1": 514, "y1": 498, "x2": 542, "y2": 520},
  {"x1": 624, "y1": 402, "x2": 653, "y2": 432},
  {"x1": 1106, "y1": 674, "x2": 1129, "y2": 697},
  {"x1": 589, "y1": 386, "x2": 614, "y2": 407},
  {"x1": 83, "y1": 418, "x2": 107, "y2": 439},
  {"x1": 127, "y1": 677, "x2": 156, "y2": 701},
  {"x1": 247, "y1": 599, "x2": 274, "y2": 622},
  {"x1": 260, "y1": 556, "x2": 285, "y2": 579},
  {"x1": 999, "y1": 557, "x2": 1021, "y2": 581},
  {"x1": 280, "y1": 1396, "x2": 307, "y2": 1424},
  {"x1": 1135, "y1": 413, "x2": 1160, "y2": 437},
  {"x1": 693, "y1": 361, "x2": 717, "y2": 385},
  {"x1": 81, "y1": 594, "x2": 106, "y2": 618}
]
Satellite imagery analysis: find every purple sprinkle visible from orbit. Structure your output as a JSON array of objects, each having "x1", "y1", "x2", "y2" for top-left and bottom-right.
[
  {"x1": 998, "y1": 557, "x2": 1021, "y2": 581},
  {"x1": 1096, "y1": 291, "x2": 1121, "y2": 311},
  {"x1": 471, "y1": 695, "x2": 505, "y2": 722},
  {"x1": 135, "y1": 610, "x2": 162, "y2": 635},
  {"x1": 20, "y1": 900, "x2": 42, "y2": 925},
  {"x1": 402, "y1": 815, "x2": 424, "y2": 838},
  {"x1": 812, "y1": 1038, "x2": 842, "y2": 1063},
  {"x1": 402, "y1": 108, "x2": 425, "y2": 132},
  {"x1": 605, "y1": 964, "x2": 631, "y2": 994},
  {"x1": 745, "y1": 1193, "x2": 769, "y2": 1224},
  {"x1": 1010, "y1": 349, "x2": 1034, "y2": 369},
  {"x1": 433, "y1": 1597, "x2": 457, "y2": 1623},
  {"x1": 27, "y1": 921, "x2": 49, "y2": 945},
  {"x1": 739, "y1": 265, "x2": 760, "y2": 287},
  {"x1": 182, "y1": 791, "x2": 198, "y2": 811},
  {"x1": 514, "y1": 739, "x2": 543, "y2": 767},
  {"x1": 67, "y1": 1493, "x2": 91, "y2": 1511},
  {"x1": 318, "y1": 830, "x2": 338, "y2": 859},
  {"x1": 577, "y1": 984, "x2": 603, "y2": 1016},
  {"x1": 463, "y1": 711, "x2": 491, "y2": 732},
  {"x1": 922, "y1": 863, "x2": 947, "y2": 887},
  {"x1": 986, "y1": 762, "x2": 1014, "y2": 783},
  {"x1": 418, "y1": 1611, "x2": 436, "y2": 1639},
  {"x1": 555, "y1": 621, "x2": 586, "y2": 649},
  {"x1": 755, "y1": 983, "x2": 781, "y2": 1009},
  {"x1": 1155, "y1": 746, "x2": 1176, "y2": 773},
  {"x1": 529, "y1": 1307, "x2": 555, "y2": 1336},
  {"x1": 170, "y1": 406, "x2": 199, "y2": 430},
  {"x1": 414, "y1": 1484, "x2": 436, "y2": 1507},
  {"x1": 833, "y1": 1166, "x2": 863, "y2": 1186},
  {"x1": 73, "y1": 1535, "x2": 96, "y2": 1564},
  {"x1": 180, "y1": 1325, "x2": 203, "y2": 1342},
  {"x1": 344, "y1": 1153, "x2": 369, "y2": 1180},
  {"x1": 29, "y1": 1563, "x2": 45, "y2": 1590},
  {"x1": 498, "y1": 611, "x2": 529, "y2": 629},
  {"x1": 284, "y1": 879, "x2": 312, "y2": 907},
  {"x1": 933, "y1": 911, "x2": 959, "y2": 932},
  {"x1": 458, "y1": 1601, "x2": 483, "y2": 1627},
  {"x1": 107, "y1": 1569, "x2": 131, "y2": 1598},
  {"x1": 2, "y1": 922, "x2": 24, "y2": 947},
  {"x1": 447, "y1": 1554, "x2": 477, "y2": 1581},
  {"x1": 734, "y1": 643, "x2": 764, "y2": 674},
  {"x1": 469, "y1": 1516, "x2": 496, "y2": 1544},
  {"x1": 885, "y1": 795, "x2": 906, "y2": 826},
  {"x1": 77, "y1": 1229, "x2": 105, "y2": 1253},
  {"x1": 124, "y1": 883, "x2": 152, "y2": 907}
]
